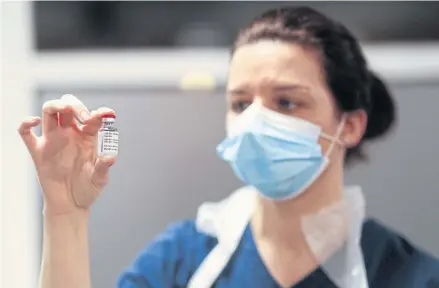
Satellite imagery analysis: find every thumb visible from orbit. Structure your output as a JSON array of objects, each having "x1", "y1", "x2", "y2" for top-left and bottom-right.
[{"x1": 91, "y1": 156, "x2": 116, "y2": 189}]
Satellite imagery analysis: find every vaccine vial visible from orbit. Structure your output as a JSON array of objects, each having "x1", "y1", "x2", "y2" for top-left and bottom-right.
[{"x1": 97, "y1": 114, "x2": 119, "y2": 156}]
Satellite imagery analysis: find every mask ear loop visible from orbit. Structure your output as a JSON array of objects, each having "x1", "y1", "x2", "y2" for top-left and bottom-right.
[{"x1": 323, "y1": 114, "x2": 348, "y2": 157}]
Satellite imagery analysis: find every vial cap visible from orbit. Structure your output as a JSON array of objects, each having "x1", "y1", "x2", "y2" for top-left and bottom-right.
[{"x1": 101, "y1": 113, "x2": 116, "y2": 119}]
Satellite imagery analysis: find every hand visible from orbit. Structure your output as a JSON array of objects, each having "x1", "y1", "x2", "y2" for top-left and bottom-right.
[{"x1": 18, "y1": 94, "x2": 117, "y2": 216}]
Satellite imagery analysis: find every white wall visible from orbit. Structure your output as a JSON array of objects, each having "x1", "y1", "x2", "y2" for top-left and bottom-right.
[{"x1": 1, "y1": 2, "x2": 39, "y2": 288}]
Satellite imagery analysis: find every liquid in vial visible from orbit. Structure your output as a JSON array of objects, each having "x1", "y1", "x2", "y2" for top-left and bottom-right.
[{"x1": 97, "y1": 114, "x2": 119, "y2": 156}]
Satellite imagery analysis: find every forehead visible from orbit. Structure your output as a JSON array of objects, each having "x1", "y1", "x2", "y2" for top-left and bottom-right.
[{"x1": 228, "y1": 41, "x2": 326, "y2": 89}]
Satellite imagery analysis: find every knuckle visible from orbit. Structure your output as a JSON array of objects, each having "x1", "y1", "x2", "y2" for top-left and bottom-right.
[
  {"x1": 17, "y1": 117, "x2": 33, "y2": 133},
  {"x1": 60, "y1": 94, "x2": 77, "y2": 101},
  {"x1": 61, "y1": 94, "x2": 86, "y2": 109},
  {"x1": 17, "y1": 123, "x2": 26, "y2": 133},
  {"x1": 58, "y1": 102, "x2": 73, "y2": 111},
  {"x1": 93, "y1": 174, "x2": 109, "y2": 188},
  {"x1": 42, "y1": 99, "x2": 59, "y2": 111},
  {"x1": 73, "y1": 106, "x2": 89, "y2": 117}
]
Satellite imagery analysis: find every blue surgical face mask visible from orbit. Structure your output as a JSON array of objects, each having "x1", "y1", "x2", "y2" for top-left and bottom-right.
[{"x1": 217, "y1": 102, "x2": 346, "y2": 201}]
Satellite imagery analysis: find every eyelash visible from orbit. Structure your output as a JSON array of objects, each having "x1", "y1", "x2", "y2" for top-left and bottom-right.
[
  {"x1": 231, "y1": 101, "x2": 252, "y2": 113},
  {"x1": 230, "y1": 96, "x2": 299, "y2": 113},
  {"x1": 276, "y1": 96, "x2": 296, "y2": 111}
]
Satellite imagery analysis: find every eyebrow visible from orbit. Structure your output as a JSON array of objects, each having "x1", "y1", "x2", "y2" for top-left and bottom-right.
[
  {"x1": 226, "y1": 87, "x2": 250, "y2": 95},
  {"x1": 272, "y1": 84, "x2": 310, "y2": 92},
  {"x1": 226, "y1": 83, "x2": 310, "y2": 96}
]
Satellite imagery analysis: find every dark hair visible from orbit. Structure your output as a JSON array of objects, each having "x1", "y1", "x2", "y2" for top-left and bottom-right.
[{"x1": 232, "y1": 6, "x2": 396, "y2": 164}]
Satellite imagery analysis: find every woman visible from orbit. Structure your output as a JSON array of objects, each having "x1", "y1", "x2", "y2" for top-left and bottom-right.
[{"x1": 20, "y1": 6, "x2": 438, "y2": 288}]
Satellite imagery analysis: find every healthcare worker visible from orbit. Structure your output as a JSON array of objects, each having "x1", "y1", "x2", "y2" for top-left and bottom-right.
[{"x1": 20, "y1": 6, "x2": 439, "y2": 288}]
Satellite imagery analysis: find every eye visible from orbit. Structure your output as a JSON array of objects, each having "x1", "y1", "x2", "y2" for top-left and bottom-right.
[
  {"x1": 231, "y1": 100, "x2": 252, "y2": 113},
  {"x1": 277, "y1": 97, "x2": 296, "y2": 111}
]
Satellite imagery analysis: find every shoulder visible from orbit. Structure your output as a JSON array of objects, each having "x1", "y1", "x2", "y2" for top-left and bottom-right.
[
  {"x1": 118, "y1": 220, "x2": 217, "y2": 288},
  {"x1": 362, "y1": 219, "x2": 439, "y2": 287}
]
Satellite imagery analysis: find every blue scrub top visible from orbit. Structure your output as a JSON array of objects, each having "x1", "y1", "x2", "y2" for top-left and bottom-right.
[{"x1": 118, "y1": 219, "x2": 439, "y2": 288}]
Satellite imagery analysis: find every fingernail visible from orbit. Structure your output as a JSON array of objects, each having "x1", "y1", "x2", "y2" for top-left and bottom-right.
[{"x1": 80, "y1": 110, "x2": 91, "y2": 121}]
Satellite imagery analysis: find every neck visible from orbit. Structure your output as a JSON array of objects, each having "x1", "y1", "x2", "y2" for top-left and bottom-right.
[{"x1": 251, "y1": 161, "x2": 344, "y2": 250}]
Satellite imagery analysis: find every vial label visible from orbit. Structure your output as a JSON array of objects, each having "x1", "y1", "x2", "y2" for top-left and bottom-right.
[{"x1": 97, "y1": 130, "x2": 119, "y2": 156}]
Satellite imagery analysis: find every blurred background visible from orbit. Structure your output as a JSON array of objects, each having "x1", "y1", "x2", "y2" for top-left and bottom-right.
[{"x1": 1, "y1": 1, "x2": 439, "y2": 288}]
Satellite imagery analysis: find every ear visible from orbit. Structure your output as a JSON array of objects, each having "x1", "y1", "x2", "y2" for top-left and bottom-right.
[{"x1": 342, "y1": 109, "x2": 367, "y2": 148}]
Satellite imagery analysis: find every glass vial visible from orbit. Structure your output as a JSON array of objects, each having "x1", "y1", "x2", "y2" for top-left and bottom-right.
[{"x1": 97, "y1": 114, "x2": 119, "y2": 156}]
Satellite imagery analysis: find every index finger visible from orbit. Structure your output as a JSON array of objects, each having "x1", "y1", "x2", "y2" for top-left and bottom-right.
[
  {"x1": 80, "y1": 107, "x2": 116, "y2": 135},
  {"x1": 60, "y1": 94, "x2": 91, "y2": 123}
]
